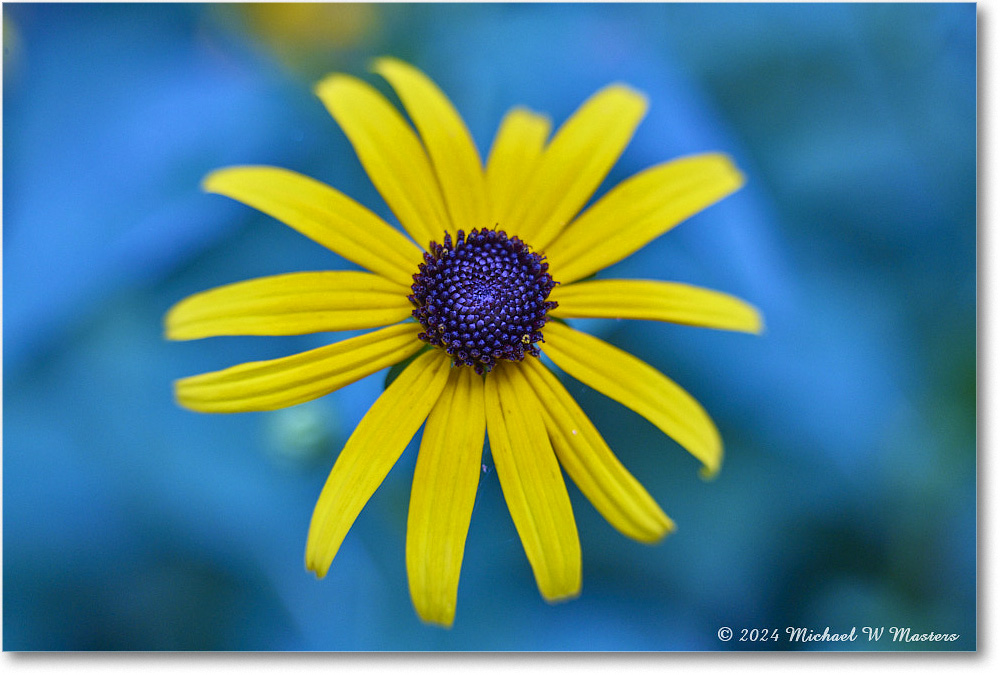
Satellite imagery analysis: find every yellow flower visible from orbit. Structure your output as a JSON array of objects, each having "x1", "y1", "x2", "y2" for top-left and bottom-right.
[{"x1": 166, "y1": 58, "x2": 762, "y2": 628}]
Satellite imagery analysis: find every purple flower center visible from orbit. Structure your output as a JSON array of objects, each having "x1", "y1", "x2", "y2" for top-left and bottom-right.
[{"x1": 409, "y1": 228, "x2": 558, "y2": 374}]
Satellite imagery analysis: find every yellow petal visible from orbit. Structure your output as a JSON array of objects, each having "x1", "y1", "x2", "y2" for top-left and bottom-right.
[
  {"x1": 509, "y1": 84, "x2": 648, "y2": 250},
  {"x1": 406, "y1": 366, "x2": 486, "y2": 628},
  {"x1": 484, "y1": 362, "x2": 581, "y2": 602},
  {"x1": 314, "y1": 73, "x2": 450, "y2": 248},
  {"x1": 485, "y1": 107, "x2": 552, "y2": 236},
  {"x1": 165, "y1": 271, "x2": 413, "y2": 340},
  {"x1": 545, "y1": 153, "x2": 745, "y2": 283},
  {"x1": 174, "y1": 323, "x2": 423, "y2": 413},
  {"x1": 306, "y1": 349, "x2": 452, "y2": 577},
  {"x1": 520, "y1": 357, "x2": 674, "y2": 543},
  {"x1": 373, "y1": 57, "x2": 490, "y2": 233},
  {"x1": 550, "y1": 279, "x2": 763, "y2": 334},
  {"x1": 542, "y1": 321, "x2": 722, "y2": 477},
  {"x1": 203, "y1": 166, "x2": 421, "y2": 287}
]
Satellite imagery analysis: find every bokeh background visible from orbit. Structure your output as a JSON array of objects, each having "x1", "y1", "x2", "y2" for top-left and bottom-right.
[{"x1": 2, "y1": 2, "x2": 976, "y2": 651}]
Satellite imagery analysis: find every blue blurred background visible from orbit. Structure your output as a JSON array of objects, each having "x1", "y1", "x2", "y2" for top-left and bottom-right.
[{"x1": 2, "y1": 3, "x2": 976, "y2": 651}]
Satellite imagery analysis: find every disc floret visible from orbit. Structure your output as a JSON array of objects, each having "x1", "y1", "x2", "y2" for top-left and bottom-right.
[{"x1": 409, "y1": 228, "x2": 558, "y2": 374}]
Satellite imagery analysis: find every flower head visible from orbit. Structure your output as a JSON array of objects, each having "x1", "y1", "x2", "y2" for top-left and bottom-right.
[{"x1": 166, "y1": 57, "x2": 762, "y2": 627}]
